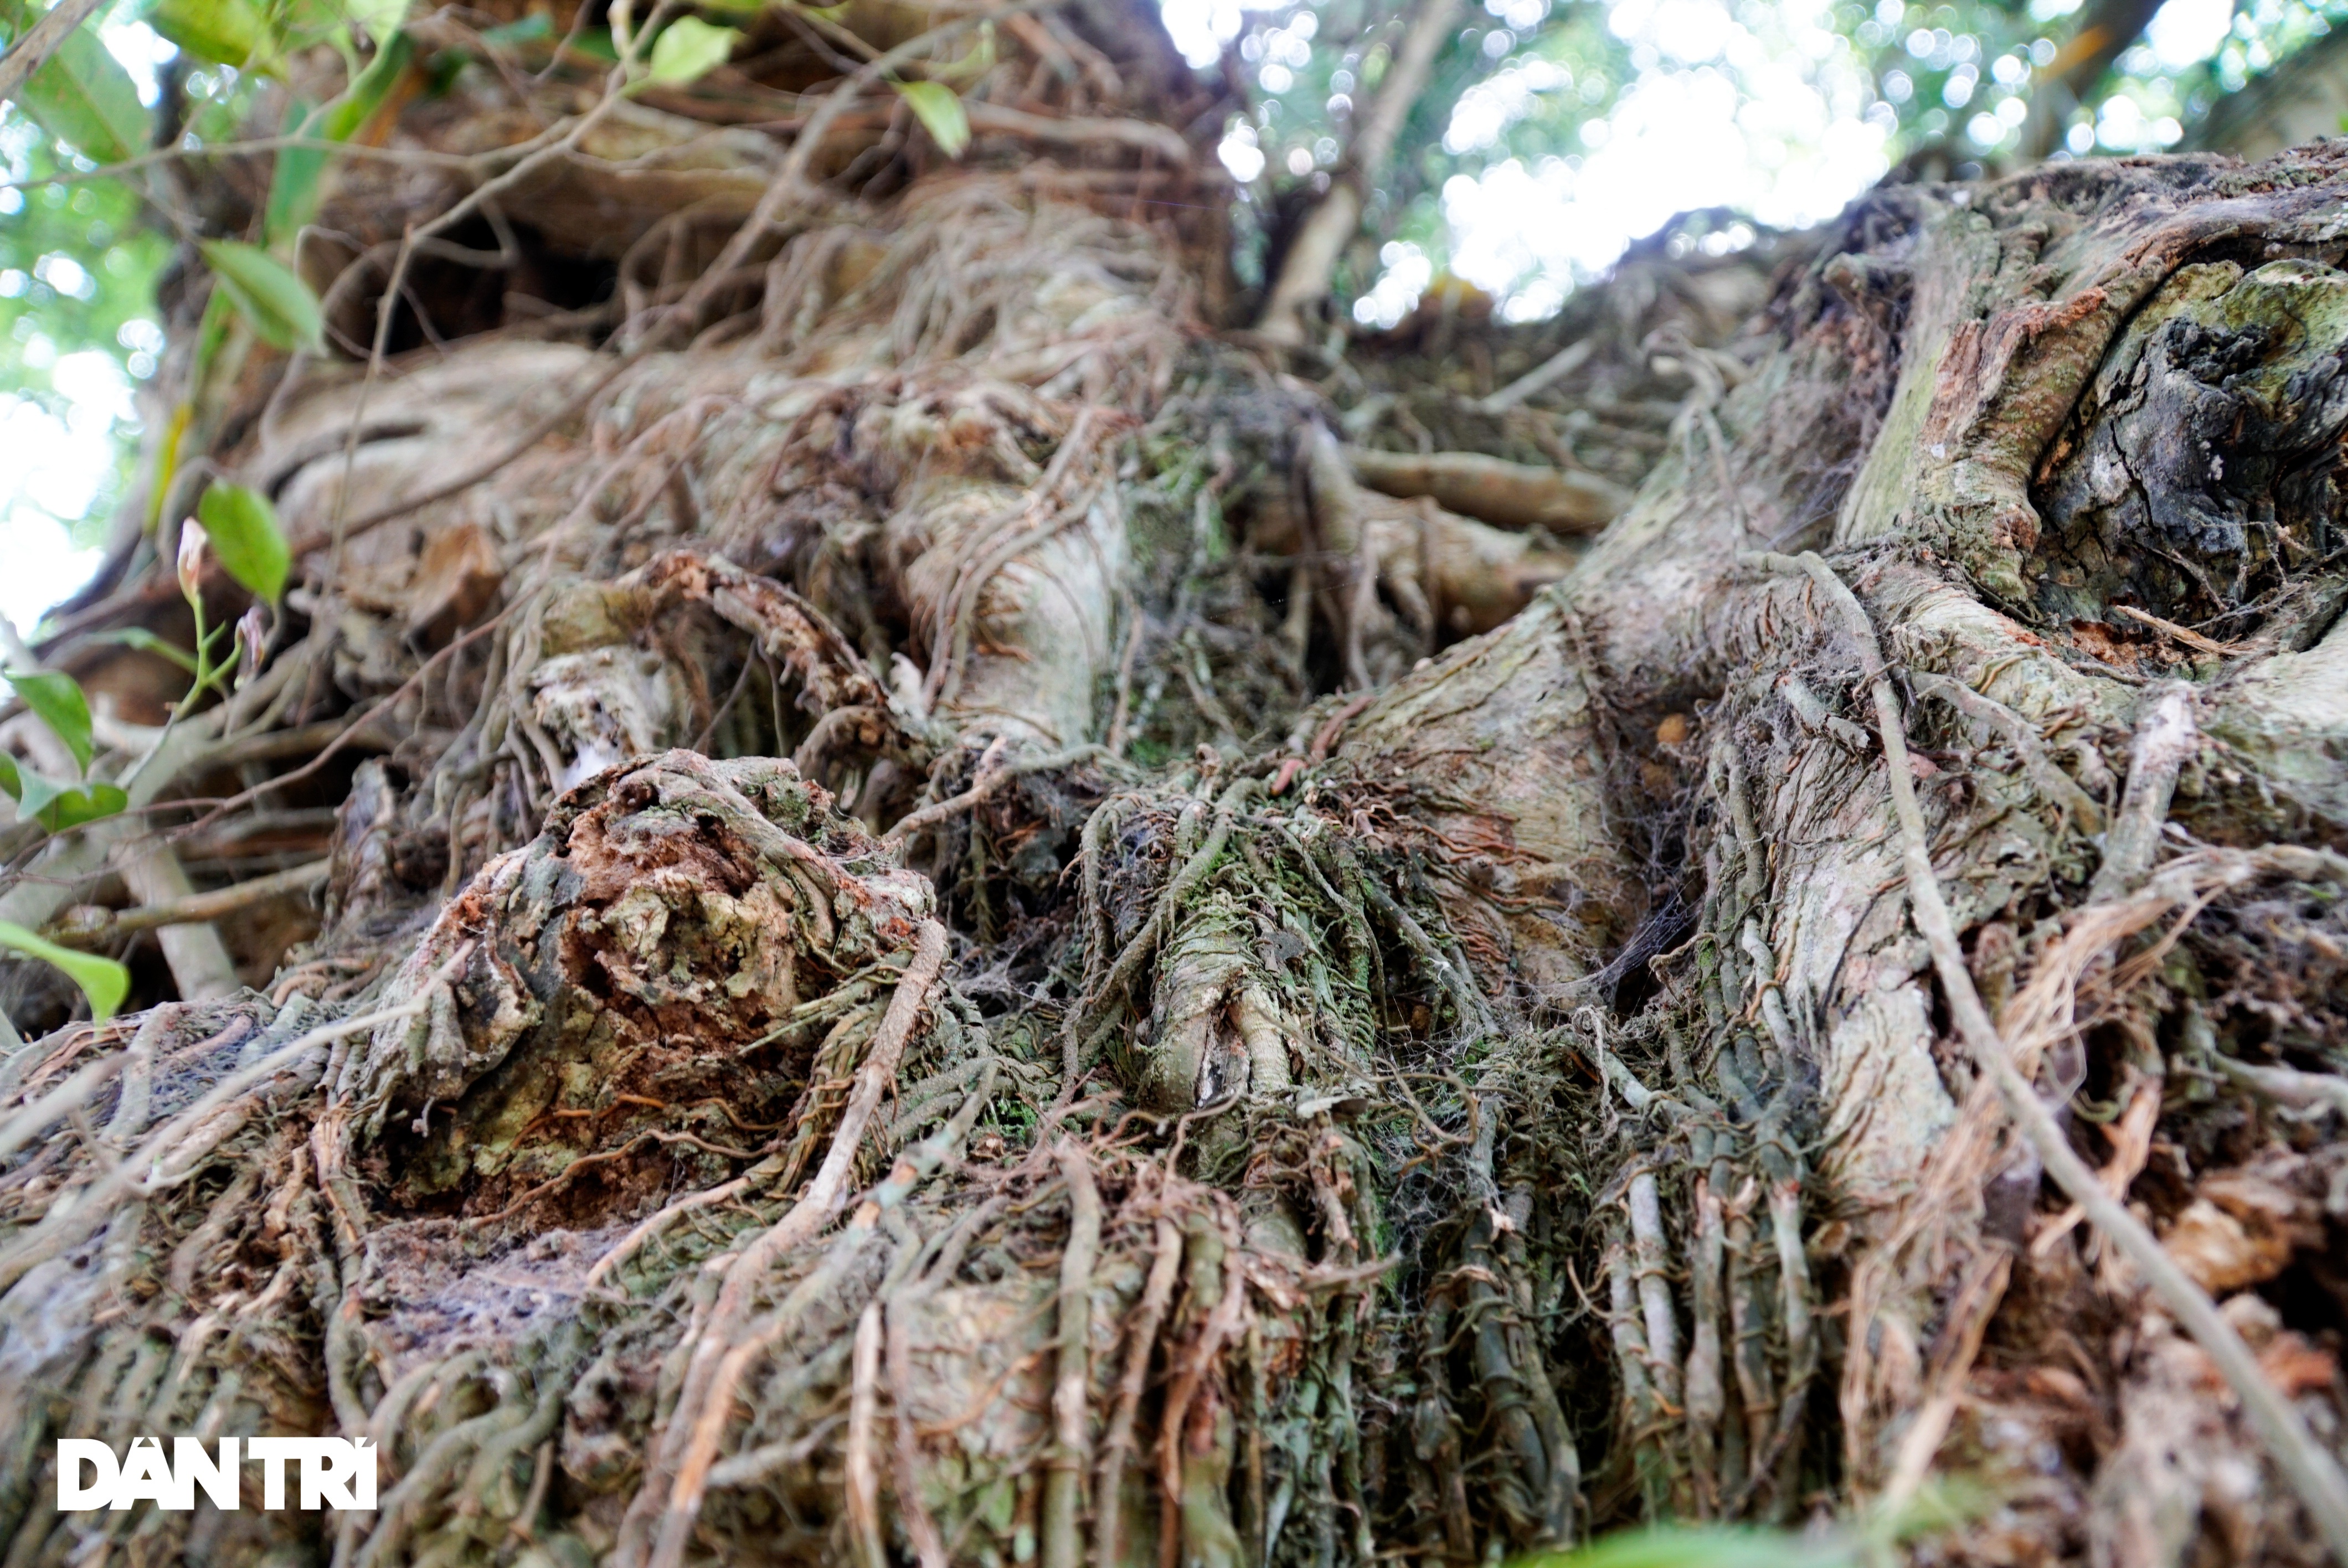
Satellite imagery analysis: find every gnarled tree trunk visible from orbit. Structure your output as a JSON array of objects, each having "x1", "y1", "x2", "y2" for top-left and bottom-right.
[{"x1": 4, "y1": 11, "x2": 2348, "y2": 1567}]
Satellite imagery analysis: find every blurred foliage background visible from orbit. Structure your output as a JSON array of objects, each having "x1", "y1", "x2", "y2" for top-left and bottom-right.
[
  {"x1": 4, "y1": 0, "x2": 2347, "y2": 626},
  {"x1": 1183, "y1": 0, "x2": 2348, "y2": 327}
]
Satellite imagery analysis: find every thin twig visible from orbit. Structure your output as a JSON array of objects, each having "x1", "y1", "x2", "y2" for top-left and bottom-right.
[
  {"x1": 882, "y1": 741, "x2": 1105, "y2": 847},
  {"x1": 846, "y1": 1303, "x2": 887, "y2": 1568},
  {"x1": 47, "y1": 857, "x2": 328, "y2": 945},
  {"x1": 1477, "y1": 337, "x2": 1595, "y2": 414},
  {"x1": 2112, "y1": 604, "x2": 2248, "y2": 657},
  {"x1": 0, "y1": 0, "x2": 109, "y2": 106},
  {"x1": 2215, "y1": 1055, "x2": 2348, "y2": 1118},
  {"x1": 0, "y1": 1050, "x2": 123, "y2": 1166},
  {"x1": 0, "y1": 134, "x2": 527, "y2": 195},
  {"x1": 1909, "y1": 670, "x2": 2104, "y2": 832}
]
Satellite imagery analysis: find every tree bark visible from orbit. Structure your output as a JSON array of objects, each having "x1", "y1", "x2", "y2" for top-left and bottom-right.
[{"x1": 4, "y1": 13, "x2": 2348, "y2": 1568}]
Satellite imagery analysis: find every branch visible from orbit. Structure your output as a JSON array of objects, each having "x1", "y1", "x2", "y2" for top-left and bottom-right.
[
  {"x1": 1256, "y1": 0, "x2": 1464, "y2": 346},
  {"x1": 1477, "y1": 337, "x2": 1594, "y2": 413},
  {"x1": 109, "y1": 837, "x2": 240, "y2": 1002},
  {"x1": 0, "y1": 0, "x2": 109, "y2": 109},
  {"x1": 2113, "y1": 603, "x2": 2249, "y2": 657},
  {"x1": 1347, "y1": 445, "x2": 1630, "y2": 533},
  {"x1": 965, "y1": 100, "x2": 1190, "y2": 163},
  {"x1": 2086, "y1": 682, "x2": 2195, "y2": 904},
  {"x1": 49, "y1": 857, "x2": 329, "y2": 945},
  {"x1": 2215, "y1": 1055, "x2": 2348, "y2": 1117},
  {"x1": 2018, "y1": 0, "x2": 2163, "y2": 158}
]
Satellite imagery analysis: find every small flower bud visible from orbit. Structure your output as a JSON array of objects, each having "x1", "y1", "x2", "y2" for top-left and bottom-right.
[
  {"x1": 177, "y1": 520, "x2": 209, "y2": 602},
  {"x1": 235, "y1": 604, "x2": 269, "y2": 686}
]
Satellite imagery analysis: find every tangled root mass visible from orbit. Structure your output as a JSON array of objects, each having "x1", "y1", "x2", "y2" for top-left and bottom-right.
[{"x1": 6, "y1": 18, "x2": 2348, "y2": 1568}]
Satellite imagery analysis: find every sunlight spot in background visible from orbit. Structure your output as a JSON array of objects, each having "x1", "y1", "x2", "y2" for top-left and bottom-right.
[
  {"x1": 1219, "y1": 120, "x2": 1269, "y2": 180},
  {"x1": 104, "y1": 20, "x2": 176, "y2": 105},
  {"x1": 0, "y1": 363, "x2": 119, "y2": 643},
  {"x1": 0, "y1": 0, "x2": 2283, "y2": 632},
  {"x1": 0, "y1": 352, "x2": 132, "y2": 634},
  {"x1": 0, "y1": 362, "x2": 119, "y2": 643},
  {"x1": 1163, "y1": 0, "x2": 1283, "y2": 68},
  {"x1": 1355, "y1": 241, "x2": 1436, "y2": 325},
  {"x1": 2145, "y1": 0, "x2": 2234, "y2": 71},
  {"x1": 0, "y1": 8, "x2": 174, "y2": 637},
  {"x1": 1362, "y1": 0, "x2": 1887, "y2": 326}
]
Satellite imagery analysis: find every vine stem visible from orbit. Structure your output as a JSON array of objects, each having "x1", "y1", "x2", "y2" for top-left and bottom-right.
[{"x1": 1748, "y1": 549, "x2": 2348, "y2": 1562}]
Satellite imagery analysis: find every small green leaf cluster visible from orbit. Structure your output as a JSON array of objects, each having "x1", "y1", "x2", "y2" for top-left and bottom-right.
[{"x1": 0, "y1": 662, "x2": 129, "y2": 1019}]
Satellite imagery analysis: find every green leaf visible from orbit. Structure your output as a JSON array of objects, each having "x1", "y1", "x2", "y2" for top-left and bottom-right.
[
  {"x1": 0, "y1": 920, "x2": 130, "y2": 1023},
  {"x1": 477, "y1": 13, "x2": 550, "y2": 46},
  {"x1": 894, "y1": 80, "x2": 968, "y2": 158},
  {"x1": 327, "y1": 29, "x2": 412, "y2": 134},
  {"x1": 17, "y1": 20, "x2": 148, "y2": 164},
  {"x1": 1518, "y1": 1528, "x2": 1845, "y2": 1568},
  {"x1": 196, "y1": 239, "x2": 325, "y2": 355},
  {"x1": 263, "y1": 97, "x2": 322, "y2": 247},
  {"x1": 23, "y1": 773, "x2": 68, "y2": 827},
  {"x1": 145, "y1": 0, "x2": 274, "y2": 68},
  {"x1": 195, "y1": 482, "x2": 292, "y2": 604},
  {"x1": 643, "y1": 17, "x2": 737, "y2": 84},
  {"x1": 926, "y1": 24, "x2": 995, "y2": 84},
  {"x1": 0, "y1": 759, "x2": 128, "y2": 833},
  {"x1": 37, "y1": 779, "x2": 127, "y2": 831},
  {"x1": 564, "y1": 25, "x2": 616, "y2": 61},
  {"x1": 344, "y1": 0, "x2": 402, "y2": 45},
  {"x1": 264, "y1": 29, "x2": 412, "y2": 245},
  {"x1": 4, "y1": 669, "x2": 93, "y2": 773},
  {"x1": 89, "y1": 627, "x2": 201, "y2": 675}
]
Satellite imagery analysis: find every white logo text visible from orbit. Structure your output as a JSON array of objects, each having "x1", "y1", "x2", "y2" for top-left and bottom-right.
[{"x1": 56, "y1": 1438, "x2": 377, "y2": 1512}]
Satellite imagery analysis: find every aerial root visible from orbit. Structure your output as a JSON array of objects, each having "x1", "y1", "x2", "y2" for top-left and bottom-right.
[
  {"x1": 1042, "y1": 1139, "x2": 1101, "y2": 1568},
  {"x1": 1096, "y1": 1211, "x2": 1183, "y2": 1568},
  {"x1": 622, "y1": 917, "x2": 949, "y2": 1568},
  {"x1": 1749, "y1": 548, "x2": 2348, "y2": 1561}
]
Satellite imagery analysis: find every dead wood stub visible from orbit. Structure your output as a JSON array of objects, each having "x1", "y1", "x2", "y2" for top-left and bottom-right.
[{"x1": 2031, "y1": 256, "x2": 2348, "y2": 643}]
